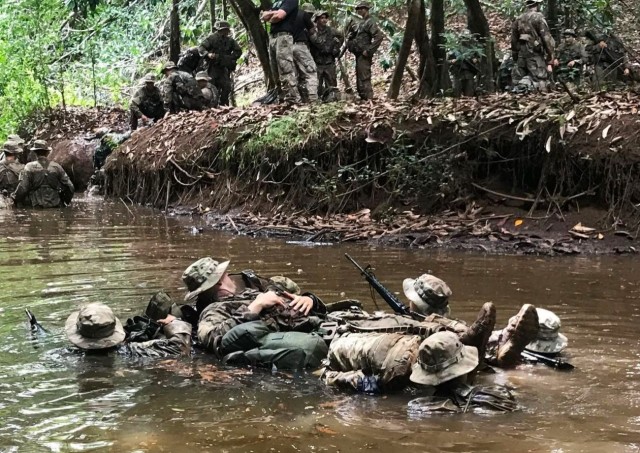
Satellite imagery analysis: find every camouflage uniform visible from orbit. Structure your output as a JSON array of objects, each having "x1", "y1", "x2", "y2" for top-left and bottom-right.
[
  {"x1": 177, "y1": 47, "x2": 205, "y2": 76},
  {"x1": 12, "y1": 141, "x2": 74, "y2": 208},
  {"x1": 267, "y1": 0, "x2": 302, "y2": 104},
  {"x1": 185, "y1": 259, "x2": 328, "y2": 369},
  {"x1": 94, "y1": 131, "x2": 131, "y2": 170},
  {"x1": 510, "y1": 3, "x2": 555, "y2": 92},
  {"x1": 198, "y1": 24, "x2": 242, "y2": 105},
  {"x1": 448, "y1": 35, "x2": 481, "y2": 97},
  {"x1": 0, "y1": 142, "x2": 24, "y2": 194},
  {"x1": 292, "y1": 5, "x2": 318, "y2": 102},
  {"x1": 196, "y1": 71, "x2": 220, "y2": 108},
  {"x1": 129, "y1": 74, "x2": 165, "y2": 130},
  {"x1": 586, "y1": 33, "x2": 630, "y2": 89},
  {"x1": 555, "y1": 31, "x2": 588, "y2": 84},
  {"x1": 347, "y1": 6, "x2": 383, "y2": 100},
  {"x1": 161, "y1": 64, "x2": 205, "y2": 114},
  {"x1": 309, "y1": 14, "x2": 341, "y2": 98}
]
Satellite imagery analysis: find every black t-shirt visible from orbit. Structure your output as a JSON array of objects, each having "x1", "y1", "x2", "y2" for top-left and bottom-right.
[
  {"x1": 292, "y1": 10, "x2": 314, "y2": 43},
  {"x1": 270, "y1": 0, "x2": 299, "y2": 35}
]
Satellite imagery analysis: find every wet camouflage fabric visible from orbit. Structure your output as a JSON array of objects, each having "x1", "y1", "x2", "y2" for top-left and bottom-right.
[
  {"x1": 293, "y1": 42, "x2": 318, "y2": 102},
  {"x1": 122, "y1": 319, "x2": 192, "y2": 358},
  {"x1": 199, "y1": 32, "x2": 242, "y2": 105},
  {"x1": 348, "y1": 17, "x2": 383, "y2": 100},
  {"x1": 200, "y1": 82, "x2": 220, "y2": 108},
  {"x1": 309, "y1": 25, "x2": 341, "y2": 95},
  {"x1": 587, "y1": 35, "x2": 629, "y2": 86},
  {"x1": 269, "y1": 34, "x2": 301, "y2": 103},
  {"x1": 13, "y1": 157, "x2": 74, "y2": 208},
  {"x1": 162, "y1": 70, "x2": 205, "y2": 113},
  {"x1": 177, "y1": 47, "x2": 205, "y2": 75},
  {"x1": 130, "y1": 84, "x2": 165, "y2": 130},
  {"x1": 0, "y1": 159, "x2": 24, "y2": 193},
  {"x1": 510, "y1": 10, "x2": 555, "y2": 88},
  {"x1": 555, "y1": 40, "x2": 588, "y2": 83}
]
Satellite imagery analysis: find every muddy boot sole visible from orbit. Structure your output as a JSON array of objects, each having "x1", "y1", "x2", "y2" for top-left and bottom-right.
[
  {"x1": 460, "y1": 302, "x2": 497, "y2": 367},
  {"x1": 496, "y1": 304, "x2": 539, "y2": 368}
]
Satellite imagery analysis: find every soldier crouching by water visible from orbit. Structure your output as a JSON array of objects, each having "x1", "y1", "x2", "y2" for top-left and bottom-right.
[{"x1": 182, "y1": 257, "x2": 328, "y2": 369}]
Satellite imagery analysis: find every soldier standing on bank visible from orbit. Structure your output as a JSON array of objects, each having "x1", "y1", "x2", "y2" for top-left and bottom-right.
[
  {"x1": 292, "y1": 3, "x2": 319, "y2": 103},
  {"x1": 12, "y1": 140, "x2": 75, "y2": 209},
  {"x1": 309, "y1": 10, "x2": 342, "y2": 100},
  {"x1": 553, "y1": 29, "x2": 588, "y2": 86},
  {"x1": 161, "y1": 62, "x2": 205, "y2": 114},
  {"x1": 347, "y1": 2, "x2": 383, "y2": 100},
  {"x1": 198, "y1": 21, "x2": 242, "y2": 106},
  {"x1": 196, "y1": 71, "x2": 220, "y2": 108},
  {"x1": 0, "y1": 141, "x2": 24, "y2": 195},
  {"x1": 448, "y1": 31, "x2": 482, "y2": 97},
  {"x1": 510, "y1": 0, "x2": 555, "y2": 92},
  {"x1": 129, "y1": 73, "x2": 165, "y2": 131},
  {"x1": 261, "y1": 0, "x2": 301, "y2": 104}
]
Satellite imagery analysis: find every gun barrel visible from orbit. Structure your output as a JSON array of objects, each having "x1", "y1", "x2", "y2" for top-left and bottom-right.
[{"x1": 344, "y1": 253, "x2": 367, "y2": 274}]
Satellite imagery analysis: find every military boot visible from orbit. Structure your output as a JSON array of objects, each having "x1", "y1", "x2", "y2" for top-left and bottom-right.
[
  {"x1": 495, "y1": 304, "x2": 539, "y2": 368},
  {"x1": 459, "y1": 302, "x2": 496, "y2": 367}
]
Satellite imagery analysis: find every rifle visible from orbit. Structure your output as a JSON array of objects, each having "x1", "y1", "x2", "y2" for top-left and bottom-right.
[
  {"x1": 25, "y1": 308, "x2": 48, "y2": 335},
  {"x1": 345, "y1": 254, "x2": 575, "y2": 371}
]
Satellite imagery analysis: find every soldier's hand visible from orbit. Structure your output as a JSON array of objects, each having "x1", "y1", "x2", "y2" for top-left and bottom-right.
[
  {"x1": 287, "y1": 294, "x2": 314, "y2": 315},
  {"x1": 567, "y1": 60, "x2": 575, "y2": 68},
  {"x1": 208, "y1": 52, "x2": 216, "y2": 60},
  {"x1": 553, "y1": 58, "x2": 560, "y2": 67},
  {"x1": 546, "y1": 64, "x2": 553, "y2": 72},
  {"x1": 599, "y1": 41, "x2": 607, "y2": 49},
  {"x1": 624, "y1": 68, "x2": 630, "y2": 76},
  {"x1": 362, "y1": 50, "x2": 369, "y2": 57},
  {"x1": 157, "y1": 314, "x2": 177, "y2": 325},
  {"x1": 248, "y1": 290, "x2": 287, "y2": 314},
  {"x1": 141, "y1": 115, "x2": 149, "y2": 122}
]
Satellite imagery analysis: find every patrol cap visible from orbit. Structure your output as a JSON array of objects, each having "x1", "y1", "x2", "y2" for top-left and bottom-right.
[
  {"x1": 403, "y1": 274, "x2": 452, "y2": 317},
  {"x1": 143, "y1": 73, "x2": 157, "y2": 83},
  {"x1": 30, "y1": 139, "x2": 51, "y2": 152},
  {"x1": 563, "y1": 28, "x2": 577, "y2": 37},
  {"x1": 215, "y1": 20, "x2": 231, "y2": 30},
  {"x1": 162, "y1": 61, "x2": 178, "y2": 72},
  {"x1": 355, "y1": 2, "x2": 371, "y2": 9},
  {"x1": 195, "y1": 71, "x2": 211, "y2": 81},
  {"x1": 2, "y1": 141, "x2": 23, "y2": 154},
  {"x1": 301, "y1": 2, "x2": 316, "y2": 13},
  {"x1": 65, "y1": 303, "x2": 126, "y2": 350},
  {"x1": 182, "y1": 257, "x2": 230, "y2": 301}
]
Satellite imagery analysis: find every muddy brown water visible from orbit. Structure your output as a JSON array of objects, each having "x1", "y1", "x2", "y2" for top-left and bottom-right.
[{"x1": 1, "y1": 197, "x2": 639, "y2": 453}]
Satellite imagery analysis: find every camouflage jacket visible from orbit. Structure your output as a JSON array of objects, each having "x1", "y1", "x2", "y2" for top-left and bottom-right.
[
  {"x1": 177, "y1": 47, "x2": 205, "y2": 75},
  {"x1": 122, "y1": 319, "x2": 192, "y2": 358},
  {"x1": 510, "y1": 10, "x2": 555, "y2": 62},
  {"x1": 12, "y1": 157, "x2": 74, "y2": 208},
  {"x1": 162, "y1": 70, "x2": 205, "y2": 113},
  {"x1": 130, "y1": 85, "x2": 165, "y2": 119},
  {"x1": 448, "y1": 49, "x2": 481, "y2": 77},
  {"x1": 557, "y1": 41, "x2": 588, "y2": 66},
  {"x1": 200, "y1": 82, "x2": 219, "y2": 108},
  {"x1": 198, "y1": 32, "x2": 242, "y2": 71},
  {"x1": 587, "y1": 36, "x2": 628, "y2": 68},
  {"x1": 309, "y1": 25, "x2": 341, "y2": 66},
  {"x1": 197, "y1": 271, "x2": 326, "y2": 356},
  {"x1": 0, "y1": 159, "x2": 24, "y2": 193},
  {"x1": 347, "y1": 17, "x2": 383, "y2": 57}
]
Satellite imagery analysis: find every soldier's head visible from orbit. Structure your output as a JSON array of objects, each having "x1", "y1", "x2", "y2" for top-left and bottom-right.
[
  {"x1": 355, "y1": 2, "x2": 371, "y2": 18},
  {"x1": 2, "y1": 141, "x2": 22, "y2": 162},
  {"x1": 142, "y1": 73, "x2": 157, "y2": 90},
  {"x1": 215, "y1": 20, "x2": 231, "y2": 37},
  {"x1": 525, "y1": 0, "x2": 543, "y2": 9},
  {"x1": 403, "y1": 273, "x2": 452, "y2": 317},
  {"x1": 195, "y1": 71, "x2": 211, "y2": 89},
  {"x1": 182, "y1": 257, "x2": 232, "y2": 311},
  {"x1": 162, "y1": 61, "x2": 178, "y2": 77},
  {"x1": 65, "y1": 303, "x2": 126, "y2": 352},
  {"x1": 30, "y1": 139, "x2": 51, "y2": 158},
  {"x1": 314, "y1": 11, "x2": 329, "y2": 27},
  {"x1": 562, "y1": 28, "x2": 577, "y2": 43}
]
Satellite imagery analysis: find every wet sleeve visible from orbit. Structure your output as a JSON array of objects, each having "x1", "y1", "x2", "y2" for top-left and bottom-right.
[
  {"x1": 365, "y1": 20, "x2": 384, "y2": 55},
  {"x1": 162, "y1": 77, "x2": 174, "y2": 111},
  {"x1": 130, "y1": 88, "x2": 144, "y2": 116},
  {"x1": 197, "y1": 302, "x2": 260, "y2": 356},
  {"x1": 12, "y1": 167, "x2": 31, "y2": 202},
  {"x1": 0, "y1": 168, "x2": 9, "y2": 192},
  {"x1": 126, "y1": 320, "x2": 192, "y2": 358},
  {"x1": 322, "y1": 369, "x2": 380, "y2": 392},
  {"x1": 57, "y1": 165, "x2": 75, "y2": 195}
]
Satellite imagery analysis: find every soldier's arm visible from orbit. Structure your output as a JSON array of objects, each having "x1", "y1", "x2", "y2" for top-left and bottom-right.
[
  {"x1": 197, "y1": 302, "x2": 260, "y2": 356},
  {"x1": 366, "y1": 20, "x2": 384, "y2": 55},
  {"x1": 231, "y1": 39, "x2": 242, "y2": 60},
  {"x1": 198, "y1": 34, "x2": 216, "y2": 56},
  {"x1": 56, "y1": 164, "x2": 75, "y2": 195},
  {"x1": 534, "y1": 17, "x2": 555, "y2": 62},
  {"x1": 162, "y1": 77, "x2": 175, "y2": 112},
  {"x1": 126, "y1": 319, "x2": 192, "y2": 358},
  {"x1": 130, "y1": 89, "x2": 144, "y2": 116},
  {"x1": 12, "y1": 167, "x2": 31, "y2": 202}
]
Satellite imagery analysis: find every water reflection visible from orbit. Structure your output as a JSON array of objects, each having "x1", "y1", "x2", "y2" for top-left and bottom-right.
[{"x1": 0, "y1": 197, "x2": 639, "y2": 451}]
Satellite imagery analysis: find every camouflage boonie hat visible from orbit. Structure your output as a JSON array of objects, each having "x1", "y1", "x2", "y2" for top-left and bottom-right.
[
  {"x1": 65, "y1": 303, "x2": 126, "y2": 350},
  {"x1": 563, "y1": 28, "x2": 577, "y2": 37},
  {"x1": 270, "y1": 276, "x2": 301, "y2": 295},
  {"x1": 526, "y1": 308, "x2": 568, "y2": 354},
  {"x1": 7, "y1": 134, "x2": 25, "y2": 146},
  {"x1": 215, "y1": 20, "x2": 231, "y2": 30},
  {"x1": 313, "y1": 10, "x2": 329, "y2": 21},
  {"x1": 355, "y1": 2, "x2": 371, "y2": 9},
  {"x1": 182, "y1": 257, "x2": 230, "y2": 301},
  {"x1": 162, "y1": 61, "x2": 178, "y2": 72},
  {"x1": 525, "y1": 0, "x2": 543, "y2": 5},
  {"x1": 30, "y1": 139, "x2": 51, "y2": 152},
  {"x1": 301, "y1": 2, "x2": 316, "y2": 13},
  {"x1": 2, "y1": 141, "x2": 23, "y2": 154},
  {"x1": 195, "y1": 71, "x2": 211, "y2": 81},
  {"x1": 403, "y1": 274, "x2": 452, "y2": 316},
  {"x1": 143, "y1": 73, "x2": 157, "y2": 83},
  {"x1": 410, "y1": 331, "x2": 479, "y2": 386}
]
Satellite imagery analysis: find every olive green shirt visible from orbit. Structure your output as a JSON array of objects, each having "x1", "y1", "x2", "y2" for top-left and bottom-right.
[{"x1": 13, "y1": 157, "x2": 74, "y2": 208}]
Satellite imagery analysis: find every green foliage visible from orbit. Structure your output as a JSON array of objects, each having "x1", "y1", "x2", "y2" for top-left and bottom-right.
[{"x1": 441, "y1": 31, "x2": 485, "y2": 59}]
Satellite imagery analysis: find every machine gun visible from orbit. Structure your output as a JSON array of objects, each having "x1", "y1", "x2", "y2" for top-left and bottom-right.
[
  {"x1": 345, "y1": 254, "x2": 574, "y2": 371},
  {"x1": 25, "y1": 308, "x2": 48, "y2": 335}
]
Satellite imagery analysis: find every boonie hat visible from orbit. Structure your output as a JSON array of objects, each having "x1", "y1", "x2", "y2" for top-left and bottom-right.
[
  {"x1": 410, "y1": 331, "x2": 479, "y2": 386},
  {"x1": 563, "y1": 28, "x2": 577, "y2": 37},
  {"x1": 526, "y1": 308, "x2": 568, "y2": 354},
  {"x1": 301, "y1": 2, "x2": 316, "y2": 13},
  {"x1": 215, "y1": 20, "x2": 231, "y2": 30},
  {"x1": 163, "y1": 61, "x2": 178, "y2": 72},
  {"x1": 30, "y1": 139, "x2": 51, "y2": 152},
  {"x1": 7, "y1": 134, "x2": 25, "y2": 145},
  {"x1": 525, "y1": 0, "x2": 543, "y2": 5},
  {"x1": 182, "y1": 257, "x2": 230, "y2": 301},
  {"x1": 65, "y1": 302, "x2": 126, "y2": 350},
  {"x1": 143, "y1": 73, "x2": 157, "y2": 83},
  {"x1": 355, "y1": 2, "x2": 371, "y2": 9},
  {"x1": 195, "y1": 71, "x2": 211, "y2": 81},
  {"x1": 3, "y1": 141, "x2": 23, "y2": 154},
  {"x1": 403, "y1": 274, "x2": 452, "y2": 316},
  {"x1": 314, "y1": 10, "x2": 329, "y2": 21}
]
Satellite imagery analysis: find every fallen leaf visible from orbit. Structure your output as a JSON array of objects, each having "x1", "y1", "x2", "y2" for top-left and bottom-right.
[
  {"x1": 597, "y1": 233, "x2": 604, "y2": 240},
  {"x1": 315, "y1": 424, "x2": 337, "y2": 435},
  {"x1": 602, "y1": 124, "x2": 611, "y2": 139},
  {"x1": 571, "y1": 222, "x2": 596, "y2": 233},
  {"x1": 515, "y1": 219, "x2": 523, "y2": 227},
  {"x1": 545, "y1": 136, "x2": 552, "y2": 153}
]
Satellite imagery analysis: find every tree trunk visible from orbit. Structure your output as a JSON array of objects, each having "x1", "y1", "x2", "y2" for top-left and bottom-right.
[
  {"x1": 228, "y1": 0, "x2": 275, "y2": 89},
  {"x1": 209, "y1": 0, "x2": 216, "y2": 31},
  {"x1": 463, "y1": 0, "x2": 495, "y2": 92},
  {"x1": 546, "y1": 0, "x2": 559, "y2": 41},
  {"x1": 170, "y1": 0, "x2": 181, "y2": 63},
  {"x1": 430, "y1": 0, "x2": 449, "y2": 93},
  {"x1": 223, "y1": 0, "x2": 229, "y2": 20},
  {"x1": 388, "y1": 0, "x2": 421, "y2": 99},
  {"x1": 415, "y1": 0, "x2": 436, "y2": 97}
]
